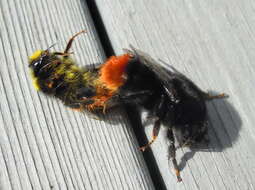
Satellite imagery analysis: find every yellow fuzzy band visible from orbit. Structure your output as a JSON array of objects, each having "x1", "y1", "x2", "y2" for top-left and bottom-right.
[
  {"x1": 32, "y1": 78, "x2": 40, "y2": 90},
  {"x1": 30, "y1": 70, "x2": 40, "y2": 90},
  {"x1": 29, "y1": 50, "x2": 43, "y2": 60}
]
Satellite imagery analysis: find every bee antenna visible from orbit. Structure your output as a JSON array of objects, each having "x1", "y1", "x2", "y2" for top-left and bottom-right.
[
  {"x1": 123, "y1": 44, "x2": 139, "y2": 58},
  {"x1": 46, "y1": 43, "x2": 57, "y2": 51}
]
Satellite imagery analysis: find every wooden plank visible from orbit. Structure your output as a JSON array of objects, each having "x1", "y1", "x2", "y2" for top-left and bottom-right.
[
  {"x1": 0, "y1": 0, "x2": 155, "y2": 189},
  {"x1": 94, "y1": 0, "x2": 255, "y2": 189}
]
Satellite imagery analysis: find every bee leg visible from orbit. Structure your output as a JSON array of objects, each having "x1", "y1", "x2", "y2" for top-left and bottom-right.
[
  {"x1": 53, "y1": 31, "x2": 86, "y2": 57},
  {"x1": 103, "y1": 104, "x2": 107, "y2": 114},
  {"x1": 117, "y1": 90, "x2": 153, "y2": 104},
  {"x1": 53, "y1": 52, "x2": 73, "y2": 56},
  {"x1": 140, "y1": 119, "x2": 161, "y2": 152},
  {"x1": 66, "y1": 103, "x2": 84, "y2": 111},
  {"x1": 167, "y1": 128, "x2": 182, "y2": 182},
  {"x1": 204, "y1": 92, "x2": 228, "y2": 100},
  {"x1": 66, "y1": 98, "x2": 95, "y2": 110},
  {"x1": 64, "y1": 30, "x2": 86, "y2": 53},
  {"x1": 140, "y1": 94, "x2": 166, "y2": 151}
]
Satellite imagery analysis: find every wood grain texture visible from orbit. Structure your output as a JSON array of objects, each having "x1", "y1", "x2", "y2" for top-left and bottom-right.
[
  {"x1": 0, "y1": 0, "x2": 155, "y2": 189},
  {"x1": 95, "y1": 0, "x2": 255, "y2": 189}
]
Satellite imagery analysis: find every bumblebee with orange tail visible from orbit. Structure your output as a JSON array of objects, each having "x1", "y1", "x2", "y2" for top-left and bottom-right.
[{"x1": 28, "y1": 31, "x2": 227, "y2": 182}]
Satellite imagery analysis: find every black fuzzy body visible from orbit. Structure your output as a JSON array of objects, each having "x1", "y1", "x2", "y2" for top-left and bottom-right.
[{"x1": 119, "y1": 51, "x2": 208, "y2": 146}]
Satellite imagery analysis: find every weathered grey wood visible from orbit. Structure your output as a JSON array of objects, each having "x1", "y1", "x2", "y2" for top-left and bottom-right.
[
  {"x1": 95, "y1": 0, "x2": 255, "y2": 189},
  {"x1": 0, "y1": 0, "x2": 155, "y2": 189}
]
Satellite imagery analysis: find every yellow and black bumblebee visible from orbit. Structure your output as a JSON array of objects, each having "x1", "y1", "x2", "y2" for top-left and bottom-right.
[
  {"x1": 29, "y1": 30, "x2": 131, "y2": 111},
  {"x1": 29, "y1": 31, "x2": 227, "y2": 182}
]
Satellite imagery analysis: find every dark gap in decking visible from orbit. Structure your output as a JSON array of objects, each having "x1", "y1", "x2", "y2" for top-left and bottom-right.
[
  {"x1": 85, "y1": 1, "x2": 167, "y2": 189},
  {"x1": 85, "y1": 0, "x2": 114, "y2": 57}
]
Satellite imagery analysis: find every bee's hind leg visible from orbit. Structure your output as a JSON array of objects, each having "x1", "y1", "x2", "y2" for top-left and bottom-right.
[
  {"x1": 167, "y1": 128, "x2": 182, "y2": 182},
  {"x1": 139, "y1": 119, "x2": 161, "y2": 152},
  {"x1": 203, "y1": 92, "x2": 228, "y2": 100},
  {"x1": 140, "y1": 94, "x2": 166, "y2": 152}
]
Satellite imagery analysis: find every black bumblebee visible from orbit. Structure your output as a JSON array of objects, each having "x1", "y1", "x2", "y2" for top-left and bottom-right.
[
  {"x1": 28, "y1": 31, "x2": 227, "y2": 182},
  {"x1": 117, "y1": 47, "x2": 227, "y2": 182}
]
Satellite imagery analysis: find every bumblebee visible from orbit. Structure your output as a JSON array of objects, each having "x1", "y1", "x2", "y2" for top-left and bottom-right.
[
  {"x1": 116, "y1": 48, "x2": 226, "y2": 182},
  {"x1": 29, "y1": 30, "x2": 130, "y2": 111},
  {"x1": 29, "y1": 31, "x2": 227, "y2": 182}
]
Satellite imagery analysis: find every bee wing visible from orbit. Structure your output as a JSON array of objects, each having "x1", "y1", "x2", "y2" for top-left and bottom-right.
[
  {"x1": 125, "y1": 46, "x2": 207, "y2": 100},
  {"x1": 125, "y1": 46, "x2": 180, "y2": 103}
]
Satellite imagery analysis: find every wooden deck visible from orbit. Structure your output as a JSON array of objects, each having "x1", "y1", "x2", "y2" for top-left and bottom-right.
[{"x1": 0, "y1": 0, "x2": 255, "y2": 189}]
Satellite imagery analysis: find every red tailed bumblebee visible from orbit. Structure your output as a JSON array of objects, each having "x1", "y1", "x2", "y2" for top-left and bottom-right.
[{"x1": 29, "y1": 31, "x2": 227, "y2": 182}]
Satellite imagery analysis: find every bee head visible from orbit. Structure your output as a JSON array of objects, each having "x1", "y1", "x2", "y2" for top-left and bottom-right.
[
  {"x1": 29, "y1": 50, "x2": 50, "y2": 69},
  {"x1": 29, "y1": 44, "x2": 57, "y2": 70}
]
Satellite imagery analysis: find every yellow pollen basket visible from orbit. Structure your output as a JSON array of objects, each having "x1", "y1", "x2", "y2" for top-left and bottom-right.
[{"x1": 29, "y1": 50, "x2": 43, "y2": 61}]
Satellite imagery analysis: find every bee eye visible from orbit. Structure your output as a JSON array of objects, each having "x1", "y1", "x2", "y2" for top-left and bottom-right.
[
  {"x1": 29, "y1": 57, "x2": 42, "y2": 68},
  {"x1": 29, "y1": 60, "x2": 39, "y2": 68},
  {"x1": 34, "y1": 60, "x2": 41, "y2": 66}
]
